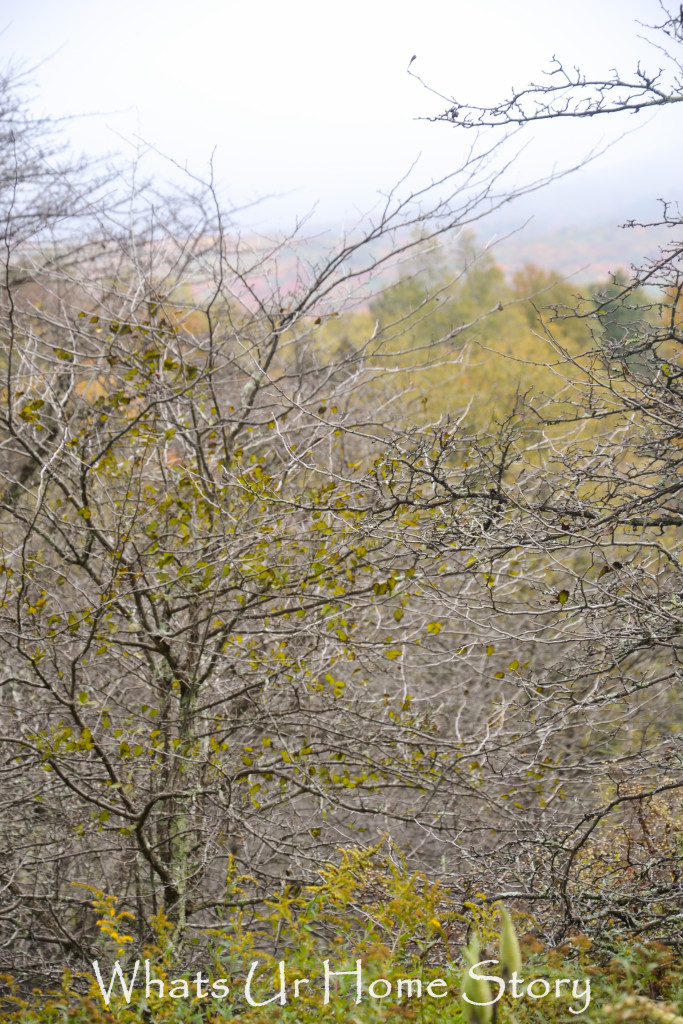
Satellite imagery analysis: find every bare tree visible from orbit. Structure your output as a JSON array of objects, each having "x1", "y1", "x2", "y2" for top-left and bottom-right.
[
  {"x1": 3, "y1": 16, "x2": 683, "y2": 989},
  {"x1": 0, "y1": 68, "x2": 575, "y2": 985},
  {"x1": 403, "y1": 1, "x2": 683, "y2": 944}
]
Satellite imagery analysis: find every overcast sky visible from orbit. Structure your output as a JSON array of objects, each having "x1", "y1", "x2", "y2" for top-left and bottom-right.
[{"x1": 3, "y1": 0, "x2": 682, "y2": 237}]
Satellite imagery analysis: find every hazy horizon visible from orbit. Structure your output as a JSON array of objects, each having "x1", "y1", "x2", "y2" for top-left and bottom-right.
[{"x1": 3, "y1": 0, "x2": 682, "y2": 280}]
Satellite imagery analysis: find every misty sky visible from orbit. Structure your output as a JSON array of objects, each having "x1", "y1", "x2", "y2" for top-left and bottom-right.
[{"x1": 3, "y1": 0, "x2": 682, "y2": 239}]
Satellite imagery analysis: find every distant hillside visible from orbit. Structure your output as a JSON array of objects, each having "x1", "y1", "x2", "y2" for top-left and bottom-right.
[
  {"x1": 482, "y1": 219, "x2": 675, "y2": 282},
  {"x1": 189, "y1": 219, "x2": 676, "y2": 313}
]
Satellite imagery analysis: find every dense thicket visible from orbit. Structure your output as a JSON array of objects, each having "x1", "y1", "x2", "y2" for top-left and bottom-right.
[{"x1": 0, "y1": 55, "x2": 681, "y2": 1004}]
